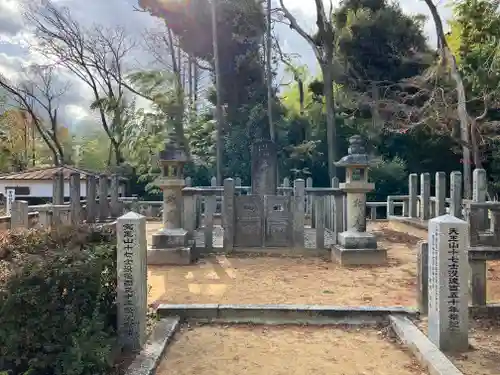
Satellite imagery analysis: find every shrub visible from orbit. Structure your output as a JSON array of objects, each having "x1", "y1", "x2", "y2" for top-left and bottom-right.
[{"x1": 0, "y1": 225, "x2": 118, "y2": 375}]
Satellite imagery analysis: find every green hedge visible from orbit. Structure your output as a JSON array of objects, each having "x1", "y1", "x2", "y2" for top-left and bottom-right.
[{"x1": 0, "y1": 226, "x2": 118, "y2": 375}]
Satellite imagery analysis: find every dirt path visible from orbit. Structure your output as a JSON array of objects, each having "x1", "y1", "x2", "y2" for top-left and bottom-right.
[{"x1": 156, "y1": 324, "x2": 427, "y2": 375}]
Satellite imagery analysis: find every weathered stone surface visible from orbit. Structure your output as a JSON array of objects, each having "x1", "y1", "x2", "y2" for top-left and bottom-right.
[
  {"x1": 331, "y1": 246, "x2": 387, "y2": 266},
  {"x1": 117, "y1": 212, "x2": 147, "y2": 351},
  {"x1": 337, "y1": 231, "x2": 377, "y2": 249},
  {"x1": 470, "y1": 260, "x2": 487, "y2": 306},
  {"x1": 86, "y1": 175, "x2": 97, "y2": 223},
  {"x1": 5, "y1": 188, "x2": 15, "y2": 215},
  {"x1": 420, "y1": 173, "x2": 430, "y2": 220},
  {"x1": 265, "y1": 195, "x2": 292, "y2": 247},
  {"x1": 428, "y1": 214, "x2": 468, "y2": 352},
  {"x1": 98, "y1": 174, "x2": 109, "y2": 221},
  {"x1": 435, "y1": 172, "x2": 446, "y2": 217},
  {"x1": 52, "y1": 171, "x2": 64, "y2": 205},
  {"x1": 147, "y1": 247, "x2": 194, "y2": 265},
  {"x1": 251, "y1": 140, "x2": 277, "y2": 196},
  {"x1": 151, "y1": 228, "x2": 189, "y2": 248},
  {"x1": 70, "y1": 172, "x2": 81, "y2": 225},
  {"x1": 450, "y1": 172, "x2": 462, "y2": 218},
  {"x1": 409, "y1": 173, "x2": 418, "y2": 218},
  {"x1": 234, "y1": 195, "x2": 264, "y2": 247},
  {"x1": 223, "y1": 178, "x2": 235, "y2": 251},
  {"x1": 417, "y1": 241, "x2": 429, "y2": 314},
  {"x1": 293, "y1": 179, "x2": 305, "y2": 247},
  {"x1": 472, "y1": 168, "x2": 488, "y2": 230},
  {"x1": 11, "y1": 200, "x2": 28, "y2": 229}
]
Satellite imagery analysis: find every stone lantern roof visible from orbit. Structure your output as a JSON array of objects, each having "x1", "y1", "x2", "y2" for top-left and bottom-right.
[
  {"x1": 159, "y1": 128, "x2": 188, "y2": 163},
  {"x1": 335, "y1": 135, "x2": 372, "y2": 168}
]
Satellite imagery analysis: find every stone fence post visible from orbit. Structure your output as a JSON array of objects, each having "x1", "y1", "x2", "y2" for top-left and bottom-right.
[
  {"x1": 450, "y1": 171, "x2": 462, "y2": 218},
  {"x1": 117, "y1": 212, "x2": 147, "y2": 351},
  {"x1": 52, "y1": 171, "x2": 64, "y2": 205},
  {"x1": 408, "y1": 173, "x2": 418, "y2": 218},
  {"x1": 420, "y1": 173, "x2": 430, "y2": 220},
  {"x1": 11, "y1": 200, "x2": 28, "y2": 229},
  {"x1": 435, "y1": 172, "x2": 446, "y2": 217},
  {"x1": 86, "y1": 175, "x2": 97, "y2": 223},
  {"x1": 223, "y1": 178, "x2": 235, "y2": 251},
  {"x1": 293, "y1": 179, "x2": 305, "y2": 247},
  {"x1": 99, "y1": 174, "x2": 109, "y2": 222},
  {"x1": 472, "y1": 168, "x2": 487, "y2": 229},
  {"x1": 70, "y1": 172, "x2": 81, "y2": 225},
  {"x1": 110, "y1": 174, "x2": 121, "y2": 218}
]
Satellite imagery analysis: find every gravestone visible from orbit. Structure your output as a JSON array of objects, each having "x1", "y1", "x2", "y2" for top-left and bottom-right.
[
  {"x1": 251, "y1": 140, "x2": 277, "y2": 196},
  {"x1": 5, "y1": 188, "x2": 15, "y2": 216},
  {"x1": 117, "y1": 212, "x2": 147, "y2": 351},
  {"x1": 428, "y1": 214, "x2": 469, "y2": 352}
]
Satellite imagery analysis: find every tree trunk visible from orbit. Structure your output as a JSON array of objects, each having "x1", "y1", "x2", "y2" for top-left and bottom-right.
[
  {"x1": 423, "y1": 0, "x2": 472, "y2": 198},
  {"x1": 266, "y1": 0, "x2": 274, "y2": 141},
  {"x1": 322, "y1": 64, "x2": 337, "y2": 179},
  {"x1": 211, "y1": 0, "x2": 224, "y2": 184}
]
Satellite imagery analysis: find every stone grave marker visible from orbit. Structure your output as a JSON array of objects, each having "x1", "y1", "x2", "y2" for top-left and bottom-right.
[
  {"x1": 428, "y1": 214, "x2": 468, "y2": 352},
  {"x1": 117, "y1": 212, "x2": 147, "y2": 351}
]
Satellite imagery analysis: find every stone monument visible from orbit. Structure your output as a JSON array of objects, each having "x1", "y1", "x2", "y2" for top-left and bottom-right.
[
  {"x1": 117, "y1": 212, "x2": 147, "y2": 351},
  {"x1": 331, "y1": 135, "x2": 387, "y2": 265},
  {"x1": 147, "y1": 129, "x2": 195, "y2": 265},
  {"x1": 427, "y1": 214, "x2": 469, "y2": 352},
  {"x1": 251, "y1": 140, "x2": 277, "y2": 196}
]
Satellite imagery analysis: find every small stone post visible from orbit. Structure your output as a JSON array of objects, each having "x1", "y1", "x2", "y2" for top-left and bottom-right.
[
  {"x1": 11, "y1": 200, "x2": 28, "y2": 229},
  {"x1": 428, "y1": 214, "x2": 469, "y2": 352},
  {"x1": 417, "y1": 241, "x2": 429, "y2": 314},
  {"x1": 148, "y1": 129, "x2": 193, "y2": 265},
  {"x1": 408, "y1": 173, "x2": 418, "y2": 218},
  {"x1": 117, "y1": 212, "x2": 147, "y2": 351},
  {"x1": 210, "y1": 176, "x2": 217, "y2": 187},
  {"x1": 70, "y1": 172, "x2": 81, "y2": 225},
  {"x1": 435, "y1": 172, "x2": 446, "y2": 217},
  {"x1": 110, "y1": 174, "x2": 121, "y2": 218},
  {"x1": 184, "y1": 176, "x2": 192, "y2": 187},
  {"x1": 420, "y1": 173, "x2": 430, "y2": 220},
  {"x1": 235, "y1": 177, "x2": 242, "y2": 188},
  {"x1": 86, "y1": 175, "x2": 97, "y2": 223},
  {"x1": 450, "y1": 171, "x2": 462, "y2": 218},
  {"x1": 99, "y1": 174, "x2": 109, "y2": 222},
  {"x1": 52, "y1": 170, "x2": 64, "y2": 205},
  {"x1": 293, "y1": 179, "x2": 305, "y2": 247},
  {"x1": 307, "y1": 177, "x2": 314, "y2": 227},
  {"x1": 223, "y1": 178, "x2": 235, "y2": 251}
]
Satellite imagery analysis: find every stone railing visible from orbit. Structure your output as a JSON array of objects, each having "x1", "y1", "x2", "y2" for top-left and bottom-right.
[{"x1": 390, "y1": 169, "x2": 488, "y2": 229}]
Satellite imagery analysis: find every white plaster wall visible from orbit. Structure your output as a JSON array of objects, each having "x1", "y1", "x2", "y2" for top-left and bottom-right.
[{"x1": 0, "y1": 180, "x2": 88, "y2": 198}]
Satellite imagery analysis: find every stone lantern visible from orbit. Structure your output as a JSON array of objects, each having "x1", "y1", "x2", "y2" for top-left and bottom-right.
[
  {"x1": 331, "y1": 135, "x2": 387, "y2": 265},
  {"x1": 147, "y1": 129, "x2": 194, "y2": 265}
]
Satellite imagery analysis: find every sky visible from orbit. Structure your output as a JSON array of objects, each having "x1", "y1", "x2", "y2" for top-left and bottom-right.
[{"x1": 0, "y1": 0, "x2": 452, "y2": 130}]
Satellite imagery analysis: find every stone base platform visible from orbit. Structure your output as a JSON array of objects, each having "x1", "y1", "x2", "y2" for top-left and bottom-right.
[
  {"x1": 331, "y1": 246, "x2": 387, "y2": 266},
  {"x1": 147, "y1": 246, "x2": 195, "y2": 265},
  {"x1": 148, "y1": 228, "x2": 195, "y2": 265}
]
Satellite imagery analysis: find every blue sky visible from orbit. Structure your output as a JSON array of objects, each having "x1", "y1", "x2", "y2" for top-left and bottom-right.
[{"x1": 0, "y1": 0, "x2": 452, "y2": 129}]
